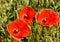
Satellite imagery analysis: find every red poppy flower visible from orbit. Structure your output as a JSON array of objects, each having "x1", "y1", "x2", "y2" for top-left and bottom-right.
[
  {"x1": 35, "y1": 9, "x2": 59, "y2": 26},
  {"x1": 57, "y1": 12, "x2": 60, "y2": 21},
  {"x1": 6, "y1": 20, "x2": 30, "y2": 40},
  {"x1": 59, "y1": 12, "x2": 60, "y2": 20},
  {"x1": 18, "y1": 6, "x2": 35, "y2": 23}
]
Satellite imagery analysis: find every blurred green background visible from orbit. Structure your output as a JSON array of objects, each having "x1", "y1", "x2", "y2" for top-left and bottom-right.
[{"x1": 0, "y1": 0, "x2": 60, "y2": 42}]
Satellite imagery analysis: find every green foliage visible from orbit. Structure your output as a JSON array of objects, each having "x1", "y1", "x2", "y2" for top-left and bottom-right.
[{"x1": 0, "y1": 0, "x2": 60, "y2": 42}]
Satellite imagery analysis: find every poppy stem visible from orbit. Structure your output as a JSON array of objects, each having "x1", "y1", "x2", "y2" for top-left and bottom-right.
[
  {"x1": 18, "y1": 40, "x2": 21, "y2": 42},
  {"x1": 56, "y1": 22, "x2": 59, "y2": 42}
]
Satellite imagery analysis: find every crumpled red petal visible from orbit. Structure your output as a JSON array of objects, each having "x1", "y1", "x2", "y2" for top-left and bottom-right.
[
  {"x1": 35, "y1": 9, "x2": 59, "y2": 26},
  {"x1": 6, "y1": 20, "x2": 30, "y2": 40},
  {"x1": 18, "y1": 6, "x2": 35, "y2": 23}
]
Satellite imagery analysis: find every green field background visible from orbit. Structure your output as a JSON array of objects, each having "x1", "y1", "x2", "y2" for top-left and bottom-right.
[{"x1": 0, "y1": 0, "x2": 60, "y2": 42}]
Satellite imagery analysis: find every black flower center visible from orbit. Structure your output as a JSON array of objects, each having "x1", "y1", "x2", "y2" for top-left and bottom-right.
[
  {"x1": 42, "y1": 18, "x2": 47, "y2": 23},
  {"x1": 13, "y1": 29, "x2": 19, "y2": 34},
  {"x1": 24, "y1": 15, "x2": 28, "y2": 19}
]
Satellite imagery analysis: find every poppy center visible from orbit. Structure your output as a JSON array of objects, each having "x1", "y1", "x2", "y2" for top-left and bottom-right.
[
  {"x1": 24, "y1": 15, "x2": 28, "y2": 19},
  {"x1": 13, "y1": 29, "x2": 19, "y2": 34},
  {"x1": 42, "y1": 18, "x2": 47, "y2": 23}
]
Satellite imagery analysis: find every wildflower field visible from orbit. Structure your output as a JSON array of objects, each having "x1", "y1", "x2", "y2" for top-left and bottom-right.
[{"x1": 0, "y1": 0, "x2": 60, "y2": 42}]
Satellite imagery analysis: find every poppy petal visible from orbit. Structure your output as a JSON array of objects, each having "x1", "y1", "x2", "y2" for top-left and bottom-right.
[
  {"x1": 6, "y1": 20, "x2": 30, "y2": 40},
  {"x1": 18, "y1": 6, "x2": 35, "y2": 23},
  {"x1": 35, "y1": 9, "x2": 59, "y2": 26}
]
